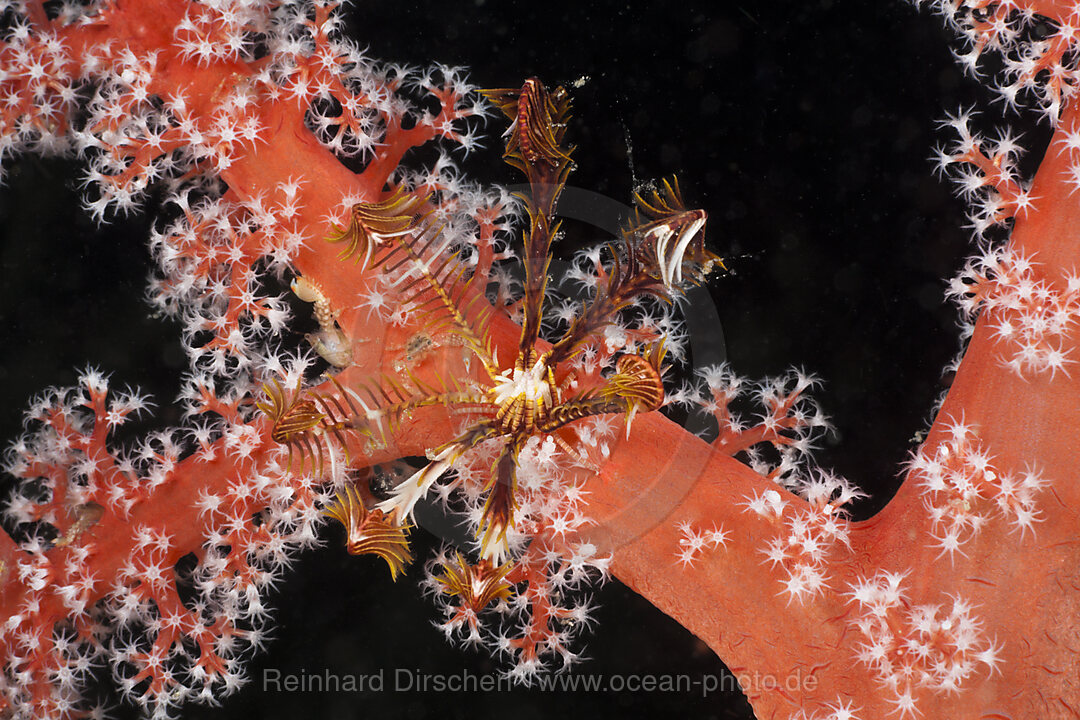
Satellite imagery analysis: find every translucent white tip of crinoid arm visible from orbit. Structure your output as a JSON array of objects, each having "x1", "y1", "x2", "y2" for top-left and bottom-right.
[{"x1": 375, "y1": 449, "x2": 455, "y2": 524}]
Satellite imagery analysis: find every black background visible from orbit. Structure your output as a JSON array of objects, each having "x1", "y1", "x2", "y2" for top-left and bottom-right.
[{"x1": 0, "y1": 1, "x2": 1049, "y2": 718}]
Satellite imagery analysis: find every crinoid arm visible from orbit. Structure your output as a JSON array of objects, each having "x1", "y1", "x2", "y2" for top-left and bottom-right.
[
  {"x1": 478, "y1": 435, "x2": 526, "y2": 565},
  {"x1": 256, "y1": 375, "x2": 372, "y2": 477},
  {"x1": 433, "y1": 552, "x2": 515, "y2": 615},
  {"x1": 483, "y1": 79, "x2": 574, "y2": 361},
  {"x1": 256, "y1": 378, "x2": 334, "y2": 476},
  {"x1": 599, "y1": 343, "x2": 669, "y2": 437},
  {"x1": 373, "y1": 449, "x2": 456, "y2": 526},
  {"x1": 627, "y1": 177, "x2": 724, "y2": 288},
  {"x1": 537, "y1": 343, "x2": 668, "y2": 439},
  {"x1": 328, "y1": 185, "x2": 433, "y2": 268},
  {"x1": 375, "y1": 222, "x2": 500, "y2": 380},
  {"x1": 375, "y1": 422, "x2": 500, "y2": 523},
  {"x1": 481, "y1": 79, "x2": 573, "y2": 171},
  {"x1": 322, "y1": 484, "x2": 414, "y2": 581},
  {"x1": 544, "y1": 180, "x2": 720, "y2": 367},
  {"x1": 339, "y1": 370, "x2": 491, "y2": 450}
]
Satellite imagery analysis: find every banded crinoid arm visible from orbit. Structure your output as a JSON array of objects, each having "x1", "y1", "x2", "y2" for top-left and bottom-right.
[
  {"x1": 483, "y1": 80, "x2": 574, "y2": 361},
  {"x1": 258, "y1": 367, "x2": 493, "y2": 474},
  {"x1": 329, "y1": 186, "x2": 503, "y2": 381},
  {"x1": 427, "y1": 551, "x2": 516, "y2": 643},
  {"x1": 256, "y1": 376, "x2": 364, "y2": 477},
  {"x1": 322, "y1": 483, "x2": 413, "y2": 580},
  {"x1": 544, "y1": 179, "x2": 721, "y2": 368},
  {"x1": 628, "y1": 177, "x2": 725, "y2": 287},
  {"x1": 482, "y1": 79, "x2": 574, "y2": 172},
  {"x1": 326, "y1": 185, "x2": 434, "y2": 268}
]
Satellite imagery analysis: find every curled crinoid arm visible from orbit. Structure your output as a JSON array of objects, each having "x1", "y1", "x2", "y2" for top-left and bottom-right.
[
  {"x1": 256, "y1": 376, "x2": 368, "y2": 477},
  {"x1": 481, "y1": 78, "x2": 573, "y2": 171},
  {"x1": 322, "y1": 483, "x2": 414, "y2": 581},
  {"x1": 435, "y1": 551, "x2": 515, "y2": 607},
  {"x1": 327, "y1": 185, "x2": 432, "y2": 267},
  {"x1": 543, "y1": 184, "x2": 714, "y2": 367},
  {"x1": 627, "y1": 177, "x2": 724, "y2": 288},
  {"x1": 431, "y1": 551, "x2": 516, "y2": 640},
  {"x1": 257, "y1": 378, "x2": 324, "y2": 473},
  {"x1": 599, "y1": 343, "x2": 669, "y2": 437},
  {"x1": 535, "y1": 343, "x2": 668, "y2": 439}
]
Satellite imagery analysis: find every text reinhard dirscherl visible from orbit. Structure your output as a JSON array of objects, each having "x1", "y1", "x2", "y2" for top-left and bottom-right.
[{"x1": 262, "y1": 668, "x2": 819, "y2": 697}]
